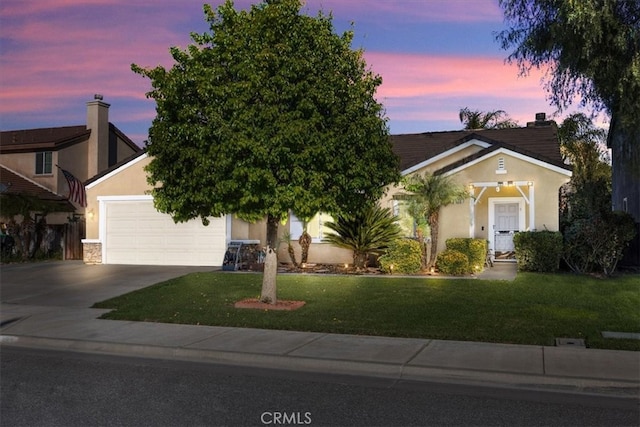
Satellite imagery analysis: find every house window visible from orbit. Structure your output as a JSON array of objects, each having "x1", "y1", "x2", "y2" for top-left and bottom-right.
[
  {"x1": 35, "y1": 151, "x2": 52, "y2": 175},
  {"x1": 290, "y1": 212, "x2": 334, "y2": 243},
  {"x1": 496, "y1": 157, "x2": 507, "y2": 174}
]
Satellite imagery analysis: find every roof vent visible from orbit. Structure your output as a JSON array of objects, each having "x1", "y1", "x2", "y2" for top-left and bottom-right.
[{"x1": 535, "y1": 112, "x2": 546, "y2": 121}]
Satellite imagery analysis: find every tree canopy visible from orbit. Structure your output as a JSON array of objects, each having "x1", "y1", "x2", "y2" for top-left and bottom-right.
[
  {"x1": 496, "y1": 0, "x2": 640, "y2": 125},
  {"x1": 132, "y1": 0, "x2": 400, "y2": 246}
]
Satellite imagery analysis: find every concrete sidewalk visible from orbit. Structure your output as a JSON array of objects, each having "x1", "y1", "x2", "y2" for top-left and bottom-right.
[{"x1": 1, "y1": 302, "x2": 638, "y2": 398}]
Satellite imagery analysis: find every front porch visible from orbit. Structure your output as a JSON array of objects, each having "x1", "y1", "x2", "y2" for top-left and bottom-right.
[{"x1": 468, "y1": 180, "x2": 535, "y2": 262}]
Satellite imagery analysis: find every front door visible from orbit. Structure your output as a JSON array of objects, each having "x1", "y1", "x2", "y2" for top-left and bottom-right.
[{"x1": 494, "y1": 203, "x2": 518, "y2": 260}]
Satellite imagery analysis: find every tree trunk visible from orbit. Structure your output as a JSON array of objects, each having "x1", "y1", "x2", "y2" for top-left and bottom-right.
[
  {"x1": 609, "y1": 114, "x2": 640, "y2": 266},
  {"x1": 260, "y1": 215, "x2": 280, "y2": 304},
  {"x1": 260, "y1": 246, "x2": 277, "y2": 304},
  {"x1": 353, "y1": 251, "x2": 368, "y2": 270},
  {"x1": 416, "y1": 228, "x2": 428, "y2": 270},
  {"x1": 427, "y1": 212, "x2": 439, "y2": 269},
  {"x1": 298, "y1": 230, "x2": 311, "y2": 265},
  {"x1": 266, "y1": 214, "x2": 280, "y2": 248}
]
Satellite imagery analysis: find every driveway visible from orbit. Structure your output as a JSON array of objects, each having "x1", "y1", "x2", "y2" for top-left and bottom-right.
[{"x1": 0, "y1": 261, "x2": 216, "y2": 308}]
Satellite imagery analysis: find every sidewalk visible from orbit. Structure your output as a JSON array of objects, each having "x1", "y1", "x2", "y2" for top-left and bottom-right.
[{"x1": 1, "y1": 302, "x2": 638, "y2": 398}]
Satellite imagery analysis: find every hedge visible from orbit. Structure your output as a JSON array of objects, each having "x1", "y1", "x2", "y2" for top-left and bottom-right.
[
  {"x1": 445, "y1": 238, "x2": 487, "y2": 273},
  {"x1": 513, "y1": 231, "x2": 562, "y2": 272},
  {"x1": 378, "y1": 239, "x2": 422, "y2": 274},
  {"x1": 436, "y1": 249, "x2": 469, "y2": 275}
]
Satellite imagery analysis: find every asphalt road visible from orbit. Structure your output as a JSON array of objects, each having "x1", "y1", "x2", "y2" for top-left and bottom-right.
[{"x1": 2, "y1": 347, "x2": 638, "y2": 427}]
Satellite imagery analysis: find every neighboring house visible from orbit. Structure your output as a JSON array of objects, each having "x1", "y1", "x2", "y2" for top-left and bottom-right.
[
  {"x1": 0, "y1": 95, "x2": 142, "y2": 258},
  {"x1": 83, "y1": 113, "x2": 570, "y2": 267}
]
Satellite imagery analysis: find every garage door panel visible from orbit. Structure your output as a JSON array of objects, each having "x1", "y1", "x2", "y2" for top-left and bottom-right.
[{"x1": 104, "y1": 200, "x2": 226, "y2": 266}]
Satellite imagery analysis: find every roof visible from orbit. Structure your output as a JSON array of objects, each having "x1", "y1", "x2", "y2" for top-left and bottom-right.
[
  {"x1": 0, "y1": 126, "x2": 90, "y2": 153},
  {"x1": 391, "y1": 125, "x2": 569, "y2": 173},
  {"x1": 0, "y1": 165, "x2": 74, "y2": 210},
  {"x1": 0, "y1": 123, "x2": 141, "y2": 154},
  {"x1": 85, "y1": 149, "x2": 148, "y2": 185}
]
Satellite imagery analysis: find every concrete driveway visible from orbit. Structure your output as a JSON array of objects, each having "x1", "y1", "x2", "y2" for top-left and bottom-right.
[{"x1": 0, "y1": 261, "x2": 216, "y2": 308}]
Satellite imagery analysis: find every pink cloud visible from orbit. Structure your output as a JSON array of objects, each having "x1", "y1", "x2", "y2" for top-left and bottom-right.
[{"x1": 365, "y1": 52, "x2": 547, "y2": 101}]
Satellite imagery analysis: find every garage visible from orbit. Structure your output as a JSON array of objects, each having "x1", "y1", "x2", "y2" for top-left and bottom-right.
[
  {"x1": 83, "y1": 153, "x2": 230, "y2": 267},
  {"x1": 100, "y1": 196, "x2": 227, "y2": 266}
]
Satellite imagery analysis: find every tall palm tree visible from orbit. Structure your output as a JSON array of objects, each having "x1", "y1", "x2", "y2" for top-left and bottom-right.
[
  {"x1": 459, "y1": 108, "x2": 518, "y2": 130},
  {"x1": 402, "y1": 173, "x2": 468, "y2": 269}
]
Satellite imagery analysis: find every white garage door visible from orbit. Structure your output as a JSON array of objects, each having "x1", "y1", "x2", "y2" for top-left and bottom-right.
[{"x1": 103, "y1": 199, "x2": 226, "y2": 266}]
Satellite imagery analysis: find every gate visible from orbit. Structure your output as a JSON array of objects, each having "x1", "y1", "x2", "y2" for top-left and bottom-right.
[{"x1": 64, "y1": 217, "x2": 85, "y2": 260}]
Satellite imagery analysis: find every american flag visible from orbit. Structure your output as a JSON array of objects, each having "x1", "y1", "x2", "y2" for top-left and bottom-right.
[{"x1": 58, "y1": 167, "x2": 87, "y2": 207}]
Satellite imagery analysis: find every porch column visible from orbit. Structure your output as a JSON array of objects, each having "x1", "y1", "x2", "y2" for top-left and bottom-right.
[
  {"x1": 529, "y1": 183, "x2": 535, "y2": 231},
  {"x1": 469, "y1": 185, "x2": 475, "y2": 237}
]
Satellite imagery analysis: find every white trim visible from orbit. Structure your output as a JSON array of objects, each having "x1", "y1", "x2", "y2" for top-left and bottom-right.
[
  {"x1": 86, "y1": 153, "x2": 149, "y2": 189},
  {"x1": 442, "y1": 147, "x2": 572, "y2": 177},
  {"x1": 97, "y1": 194, "x2": 153, "y2": 202},
  {"x1": 529, "y1": 185, "x2": 535, "y2": 231},
  {"x1": 81, "y1": 239, "x2": 101, "y2": 244},
  {"x1": 401, "y1": 140, "x2": 491, "y2": 175}
]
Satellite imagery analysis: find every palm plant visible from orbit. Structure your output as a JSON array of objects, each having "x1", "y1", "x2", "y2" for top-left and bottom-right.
[
  {"x1": 459, "y1": 107, "x2": 518, "y2": 130},
  {"x1": 402, "y1": 173, "x2": 468, "y2": 269},
  {"x1": 323, "y1": 205, "x2": 402, "y2": 269}
]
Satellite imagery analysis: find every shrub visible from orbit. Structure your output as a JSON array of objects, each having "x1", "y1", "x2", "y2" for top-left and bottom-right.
[
  {"x1": 436, "y1": 249, "x2": 469, "y2": 275},
  {"x1": 378, "y1": 239, "x2": 422, "y2": 274},
  {"x1": 323, "y1": 205, "x2": 402, "y2": 269},
  {"x1": 513, "y1": 231, "x2": 562, "y2": 272},
  {"x1": 563, "y1": 211, "x2": 636, "y2": 276},
  {"x1": 445, "y1": 238, "x2": 487, "y2": 272}
]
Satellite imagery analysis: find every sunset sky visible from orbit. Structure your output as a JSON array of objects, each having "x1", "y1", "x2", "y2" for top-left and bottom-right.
[{"x1": 0, "y1": 0, "x2": 596, "y2": 146}]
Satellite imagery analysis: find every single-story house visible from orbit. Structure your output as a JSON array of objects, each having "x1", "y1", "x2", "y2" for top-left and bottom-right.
[{"x1": 82, "y1": 113, "x2": 571, "y2": 266}]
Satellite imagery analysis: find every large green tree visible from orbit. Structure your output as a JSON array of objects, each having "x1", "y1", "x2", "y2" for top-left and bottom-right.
[
  {"x1": 132, "y1": 0, "x2": 399, "y2": 301},
  {"x1": 497, "y1": 0, "x2": 640, "y2": 256}
]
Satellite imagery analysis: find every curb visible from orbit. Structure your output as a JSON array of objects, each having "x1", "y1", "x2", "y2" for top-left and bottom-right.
[{"x1": 2, "y1": 334, "x2": 638, "y2": 399}]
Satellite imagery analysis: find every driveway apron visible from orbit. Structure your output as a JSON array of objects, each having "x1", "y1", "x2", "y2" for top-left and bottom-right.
[{"x1": 0, "y1": 261, "x2": 215, "y2": 308}]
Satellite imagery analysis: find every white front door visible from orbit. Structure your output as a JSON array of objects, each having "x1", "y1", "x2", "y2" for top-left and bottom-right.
[{"x1": 489, "y1": 198, "x2": 524, "y2": 261}]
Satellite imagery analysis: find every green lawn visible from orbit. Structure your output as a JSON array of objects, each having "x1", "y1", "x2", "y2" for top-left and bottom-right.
[{"x1": 93, "y1": 271, "x2": 640, "y2": 351}]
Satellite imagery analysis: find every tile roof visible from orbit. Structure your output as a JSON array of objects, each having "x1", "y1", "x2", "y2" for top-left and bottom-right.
[
  {"x1": 0, "y1": 123, "x2": 141, "y2": 154},
  {"x1": 0, "y1": 165, "x2": 73, "y2": 209},
  {"x1": 0, "y1": 126, "x2": 90, "y2": 153},
  {"x1": 391, "y1": 125, "x2": 568, "y2": 173}
]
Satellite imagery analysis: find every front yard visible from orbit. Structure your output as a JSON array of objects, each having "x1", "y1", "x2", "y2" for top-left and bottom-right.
[{"x1": 93, "y1": 271, "x2": 640, "y2": 351}]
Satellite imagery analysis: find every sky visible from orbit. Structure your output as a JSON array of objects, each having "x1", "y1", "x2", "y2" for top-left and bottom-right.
[{"x1": 0, "y1": 0, "x2": 601, "y2": 147}]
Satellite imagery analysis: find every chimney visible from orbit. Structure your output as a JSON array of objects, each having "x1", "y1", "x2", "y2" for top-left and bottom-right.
[
  {"x1": 86, "y1": 94, "x2": 110, "y2": 178},
  {"x1": 527, "y1": 112, "x2": 552, "y2": 127}
]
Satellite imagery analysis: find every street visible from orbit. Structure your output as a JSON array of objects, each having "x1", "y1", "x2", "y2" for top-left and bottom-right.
[{"x1": 1, "y1": 347, "x2": 637, "y2": 426}]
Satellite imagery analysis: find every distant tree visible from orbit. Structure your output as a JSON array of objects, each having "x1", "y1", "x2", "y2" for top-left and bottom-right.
[
  {"x1": 497, "y1": 0, "x2": 640, "y2": 261},
  {"x1": 458, "y1": 107, "x2": 519, "y2": 130},
  {"x1": 132, "y1": 0, "x2": 400, "y2": 302},
  {"x1": 402, "y1": 173, "x2": 468, "y2": 269},
  {"x1": 559, "y1": 113, "x2": 610, "y2": 187}
]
